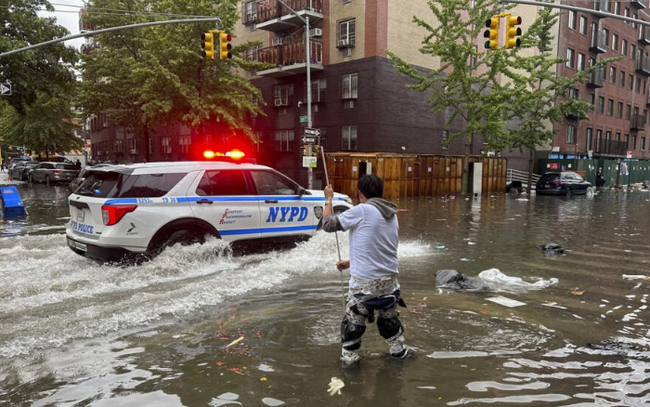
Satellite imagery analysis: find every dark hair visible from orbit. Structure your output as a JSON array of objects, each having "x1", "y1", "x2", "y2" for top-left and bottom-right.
[{"x1": 358, "y1": 174, "x2": 383, "y2": 199}]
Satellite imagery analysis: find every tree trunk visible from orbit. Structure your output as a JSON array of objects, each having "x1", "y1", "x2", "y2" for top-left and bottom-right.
[
  {"x1": 527, "y1": 147, "x2": 535, "y2": 195},
  {"x1": 462, "y1": 139, "x2": 470, "y2": 194}
]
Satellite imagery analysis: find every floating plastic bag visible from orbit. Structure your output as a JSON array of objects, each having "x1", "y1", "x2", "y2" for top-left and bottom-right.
[{"x1": 478, "y1": 268, "x2": 558, "y2": 292}]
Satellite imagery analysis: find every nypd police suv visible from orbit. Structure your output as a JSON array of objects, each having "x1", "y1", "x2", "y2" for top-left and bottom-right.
[{"x1": 66, "y1": 161, "x2": 353, "y2": 262}]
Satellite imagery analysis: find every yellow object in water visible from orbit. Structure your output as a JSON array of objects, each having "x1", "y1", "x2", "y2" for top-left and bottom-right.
[{"x1": 327, "y1": 377, "x2": 345, "y2": 396}]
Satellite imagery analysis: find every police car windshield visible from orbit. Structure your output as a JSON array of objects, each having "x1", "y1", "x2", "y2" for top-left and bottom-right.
[{"x1": 76, "y1": 171, "x2": 186, "y2": 198}]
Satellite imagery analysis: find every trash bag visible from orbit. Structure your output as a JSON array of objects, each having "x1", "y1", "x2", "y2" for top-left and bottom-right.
[
  {"x1": 539, "y1": 243, "x2": 565, "y2": 255},
  {"x1": 478, "y1": 268, "x2": 558, "y2": 292},
  {"x1": 435, "y1": 269, "x2": 489, "y2": 291}
]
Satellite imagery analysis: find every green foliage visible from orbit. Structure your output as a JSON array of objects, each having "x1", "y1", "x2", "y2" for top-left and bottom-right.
[
  {"x1": 387, "y1": 0, "x2": 515, "y2": 150},
  {"x1": 76, "y1": 0, "x2": 269, "y2": 147},
  {"x1": 0, "y1": 0, "x2": 79, "y2": 154}
]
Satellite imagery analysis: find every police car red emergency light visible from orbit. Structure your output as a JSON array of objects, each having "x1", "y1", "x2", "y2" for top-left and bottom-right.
[{"x1": 66, "y1": 161, "x2": 353, "y2": 263}]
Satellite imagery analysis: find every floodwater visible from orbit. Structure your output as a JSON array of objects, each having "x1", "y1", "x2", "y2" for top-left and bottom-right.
[{"x1": 1, "y1": 180, "x2": 650, "y2": 406}]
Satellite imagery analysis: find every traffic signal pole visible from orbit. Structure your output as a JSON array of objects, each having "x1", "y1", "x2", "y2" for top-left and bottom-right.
[{"x1": 0, "y1": 17, "x2": 224, "y2": 58}]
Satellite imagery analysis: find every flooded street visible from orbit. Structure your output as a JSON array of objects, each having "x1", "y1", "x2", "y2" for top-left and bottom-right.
[{"x1": 2, "y1": 180, "x2": 650, "y2": 406}]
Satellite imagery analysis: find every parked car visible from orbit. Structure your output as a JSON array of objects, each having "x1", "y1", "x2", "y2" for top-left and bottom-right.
[
  {"x1": 69, "y1": 164, "x2": 112, "y2": 193},
  {"x1": 28, "y1": 162, "x2": 79, "y2": 184},
  {"x1": 535, "y1": 171, "x2": 593, "y2": 196},
  {"x1": 9, "y1": 161, "x2": 39, "y2": 181},
  {"x1": 66, "y1": 160, "x2": 354, "y2": 263},
  {"x1": 8, "y1": 160, "x2": 32, "y2": 180}
]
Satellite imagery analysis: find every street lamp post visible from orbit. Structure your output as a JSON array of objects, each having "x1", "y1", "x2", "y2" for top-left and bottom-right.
[{"x1": 277, "y1": 0, "x2": 314, "y2": 188}]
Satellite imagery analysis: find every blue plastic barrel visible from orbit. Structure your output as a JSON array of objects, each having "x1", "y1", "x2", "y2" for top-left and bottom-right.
[{"x1": 1, "y1": 186, "x2": 26, "y2": 217}]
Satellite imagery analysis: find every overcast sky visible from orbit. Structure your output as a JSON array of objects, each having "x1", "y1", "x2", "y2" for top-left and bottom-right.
[{"x1": 40, "y1": 0, "x2": 86, "y2": 49}]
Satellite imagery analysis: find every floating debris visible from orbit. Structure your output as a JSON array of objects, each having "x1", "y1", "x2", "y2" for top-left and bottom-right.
[
  {"x1": 485, "y1": 296, "x2": 526, "y2": 308},
  {"x1": 327, "y1": 377, "x2": 345, "y2": 396},
  {"x1": 226, "y1": 336, "x2": 245, "y2": 348}
]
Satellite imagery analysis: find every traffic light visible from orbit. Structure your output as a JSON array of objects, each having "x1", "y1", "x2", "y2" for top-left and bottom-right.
[
  {"x1": 483, "y1": 16, "x2": 499, "y2": 50},
  {"x1": 219, "y1": 31, "x2": 232, "y2": 60},
  {"x1": 202, "y1": 31, "x2": 215, "y2": 59},
  {"x1": 505, "y1": 15, "x2": 522, "y2": 48}
]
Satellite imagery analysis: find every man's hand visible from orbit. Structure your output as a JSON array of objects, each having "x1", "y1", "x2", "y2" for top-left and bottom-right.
[
  {"x1": 324, "y1": 184, "x2": 334, "y2": 201},
  {"x1": 336, "y1": 260, "x2": 350, "y2": 271}
]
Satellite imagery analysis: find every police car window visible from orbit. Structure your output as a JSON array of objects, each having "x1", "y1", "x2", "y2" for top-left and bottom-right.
[
  {"x1": 117, "y1": 173, "x2": 186, "y2": 198},
  {"x1": 196, "y1": 170, "x2": 249, "y2": 196},
  {"x1": 251, "y1": 170, "x2": 298, "y2": 195},
  {"x1": 77, "y1": 172, "x2": 120, "y2": 197}
]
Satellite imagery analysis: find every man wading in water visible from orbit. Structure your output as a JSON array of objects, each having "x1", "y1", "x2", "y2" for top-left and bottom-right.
[{"x1": 322, "y1": 174, "x2": 408, "y2": 365}]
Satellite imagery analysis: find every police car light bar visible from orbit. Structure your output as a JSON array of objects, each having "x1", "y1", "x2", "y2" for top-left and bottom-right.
[{"x1": 203, "y1": 149, "x2": 245, "y2": 160}]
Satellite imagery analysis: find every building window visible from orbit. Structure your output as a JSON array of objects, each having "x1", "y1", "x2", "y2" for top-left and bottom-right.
[
  {"x1": 633, "y1": 13, "x2": 638, "y2": 29},
  {"x1": 631, "y1": 44, "x2": 636, "y2": 60},
  {"x1": 568, "y1": 10, "x2": 577, "y2": 30},
  {"x1": 588, "y1": 93, "x2": 595, "y2": 110},
  {"x1": 338, "y1": 19, "x2": 356, "y2": 47},
  {"x1": 114, "y1": 139, "x2": 123, "y2": 153},
  {"x1": 603, "y1": 28, "x2": 610, "y2": 46},
  {"x1": 246, "y1": 45, "x2": 260, "y2": 62},
  {"x1": 342, "y1": 73, "x2": 358, "y2": 99},
  {"x1": 607, "y1": 98, "x2": 614, "y2": 116},
  {"x1": 625, "y1": 134, "x2": 630, "y2": 150},
  {"x1": 179, "y1": 135, "x2": 190, "y2": 154},
  {"x1": 274, "y1": 130, "x2": 295, "y2": 152},
  {"x1": 128, "y1": 138, "x2": 138, "y2": 154},
  {"x1": 615, "y1": 1, "x2": 621, "y2": 14},
  {"x1": 632, "y1": 135, "x2": 637, "y2": 149},
  {"x1": 617, "y1": 101, "x2": 624, "y2": 118},
  {"x1": 580, "y1": 15, "x2": 588, "y2": 34},
  {"x1": 642, "y1": 136, "x2": 646, "y2": 151},
  {"x1": 162, "y1": 137, "x2": 172, "y2": 154},
  {"x1": 243, "y1": 1, "x2": 257, "y2": 25},
  {"x1": 586, "y1": 128, "x2": 593, "y2": 151},
  {"x1": 626, "y1": 104, "x2": 632, "y2": 120},
  {"x1": 577, "y1": 53, "x2": 585, "y2": 71},
  {"x1": 616, "y1": 132, "x2": 621, "y2": 149},
  {"x1": 566, "y1": 48, "x2": 575, "y2": 68},
  {"x1": 624, "y1": 7, "x2": 630, "y2": 23},
  {"x1": 342, "y1": 125, "x2": 357, "y2": 150},
  {"x1": 306, "y1": 78, "x2": 327, "y2": 103},
  {"x1": 629, "y1": 74, "x2": 634, "y2": 90},
  {"x1": 595, "y1": 129, "x2": 602, "y2": 153},
  {"x1": 612, "y1": 33, "x2": 618, "y2": 51},
  {"x1": 605, "y1": 131, "x2": 612, "y2": 153},
  {"x1": 273, "y1": 84, "x2": 293, "y2": 106},
  {"x1": 609, "y1": 66, "x2": 616, "y2": 83},
  {"x1": 619, "y1": 70, "x2": 626, "y2": 87},
  {"x1": 636, "y1": 77, "x2": 641, "y2": 93},
  {"x1": 567, "y1": 125, "x2": 576, "y2": 144},
  {"x1": 622, "y1": 39, "x2": 628, "y2": 56},
  {"x1": 597, "y1": 96, "x2": 605, "y2": 114}
]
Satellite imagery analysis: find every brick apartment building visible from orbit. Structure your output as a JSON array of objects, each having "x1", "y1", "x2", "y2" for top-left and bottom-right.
[{"x1": 553, "y1": 0, "x2": 650, "y2": 168}]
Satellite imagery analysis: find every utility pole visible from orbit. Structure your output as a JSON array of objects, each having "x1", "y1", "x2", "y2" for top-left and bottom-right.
[{"x1": 277, "y1": 0, "x2": 314, "y2": 189}]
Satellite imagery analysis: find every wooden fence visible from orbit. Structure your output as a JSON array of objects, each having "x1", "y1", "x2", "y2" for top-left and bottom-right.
[{"x1": 325, "y1": 152, "x2": 506, "y2": 201}]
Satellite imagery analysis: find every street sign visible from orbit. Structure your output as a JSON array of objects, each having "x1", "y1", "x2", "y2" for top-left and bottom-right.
[
  {"x1": 299, "y1": 115, "x2": 308, "y2": 123},
  {"x1": 302, "y1": 156, "x2": 317, "y2": 168},
  {"x1": 0, "y1": 83, "x2": 11, "y2": 96},
  {"x1": 301, "y1": 136, "x2": 316, "y2": 144},
  {"x1": 304, "y1": 127, "x2": 320, "y2": 137}
]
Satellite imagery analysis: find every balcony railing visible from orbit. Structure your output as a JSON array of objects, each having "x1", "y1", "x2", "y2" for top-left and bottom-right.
[
  {"x1": 587, "y1": 67, "x2": 605, "y2": 87},
  {"x1": 255, "y1": 0, "x2": 324, "y2": 31},
  {"x1": 256, "y1": 40, "x2": 323, "y2": 77},
  {"x1": 637, "y1": 54, "x2": 650, "y2": 76},
  {"x1": 631, "y1": 0, "x2": 646, "y2": 9},
  {"x1": 590, "y1": 28, "x2": 607, "y2": 52},
  {"x1": 631, "y1": 113, "x2": 647, "y2": 130},
  {"x1": 640, "y1": 25, "x2": 650, "y2": 45}
]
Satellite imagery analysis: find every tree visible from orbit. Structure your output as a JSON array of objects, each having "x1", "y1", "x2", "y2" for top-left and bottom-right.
[
  {"x1": 76, "y1": 0, "x2": 269, "y2": 161},
  {"x1": 0, "y1": 0, "x2": 80, "y2": 157},
  {"x1": 387, "y1": 0, "x2": 516, "y2": 194},
  {"x1": 498, "y1": 7, "x2": 620, "y2": 194}
]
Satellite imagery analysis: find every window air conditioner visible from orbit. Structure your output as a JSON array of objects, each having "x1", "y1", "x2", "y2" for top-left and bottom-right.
[
  {"x1": 274, "y1": 97, "x2": 285, "y2": 106},
  {"x1": 272, "y1": 37, "x2": 283, "y2": 46},
  {"x1": 337, "y1": 39, "x2": 349, "y2": 48},
  {"x1": 309, "y1": 28, "x2": 322, "y2": 37}
]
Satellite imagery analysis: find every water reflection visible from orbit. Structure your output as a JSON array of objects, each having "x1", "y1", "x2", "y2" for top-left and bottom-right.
[{"x1": 2, "y1": 190, "x2": 650, "y2": 406}]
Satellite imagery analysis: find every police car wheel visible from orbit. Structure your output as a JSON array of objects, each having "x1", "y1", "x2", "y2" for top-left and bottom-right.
[{"x1": 151, "y1": 230, "x2": 201, "y2": 257}]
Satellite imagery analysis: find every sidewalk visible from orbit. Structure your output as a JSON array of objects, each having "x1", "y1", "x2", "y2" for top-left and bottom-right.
[{"x1": 0, "y1": 171, "x2": 19, "y2": 186}]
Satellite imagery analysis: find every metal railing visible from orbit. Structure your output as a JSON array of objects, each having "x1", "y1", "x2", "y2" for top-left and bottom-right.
[{"x1": 507, "y1": 168, "x2": 541, "y2": 189}]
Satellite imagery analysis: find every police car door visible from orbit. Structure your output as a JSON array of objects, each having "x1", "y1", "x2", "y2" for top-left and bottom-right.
[
  {"x1": 189, "y1": 169, "x2": 261, "y2": 241},
  {"x1": 249, "y1": 169, "x2": 315, "y2": 239}
]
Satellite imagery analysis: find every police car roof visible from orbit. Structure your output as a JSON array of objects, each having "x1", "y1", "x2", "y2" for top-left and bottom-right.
[{"x1": 88, "y1": 161, "x2": 270, "y2": 175}]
